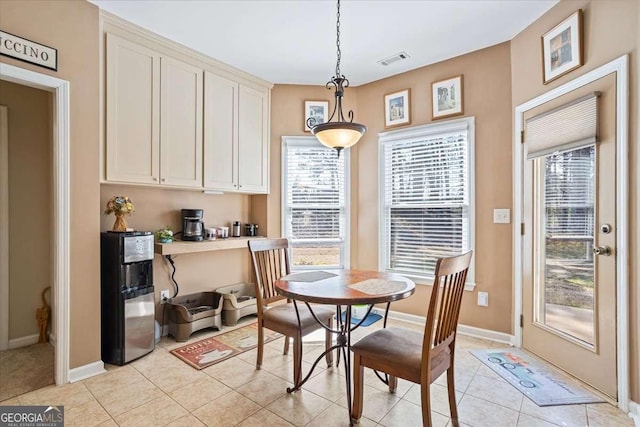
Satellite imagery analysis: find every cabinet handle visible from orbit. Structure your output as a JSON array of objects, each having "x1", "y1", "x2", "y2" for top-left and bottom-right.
[
  {"x1": 153, "y1": 177, "x2": 158, "y2": 181},
  {"x1": 161, "y1": 178, "x2": 166, "y2": 182}
]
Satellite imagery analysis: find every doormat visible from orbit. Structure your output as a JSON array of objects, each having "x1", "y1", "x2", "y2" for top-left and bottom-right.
[
  {"x1": 170, "y1": 323, "x2": 281, "y2": 370},
  {"x1": 471, "y1": 348, "x2": 605, "y2": 406},
  {"x1": 340, "y1": 311, "x2": 382, "y2": 327}
]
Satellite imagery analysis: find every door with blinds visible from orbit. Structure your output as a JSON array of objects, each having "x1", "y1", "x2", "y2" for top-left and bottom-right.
[{"x1": 521, "y1": 74, "x2": 617, "y2": 398}]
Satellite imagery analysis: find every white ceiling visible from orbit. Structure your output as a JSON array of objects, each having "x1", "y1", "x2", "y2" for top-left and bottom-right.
[{"x1": 90, "y1": 0, "x2": 558, "y2": 86}]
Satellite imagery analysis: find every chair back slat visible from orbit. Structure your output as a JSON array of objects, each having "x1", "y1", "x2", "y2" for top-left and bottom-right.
[
  {"x1": 248, "y1": 238, "x2": 291, "y2": 305},
  {"x1": 422, "y1": 251, "x2": 472, "y2": 363}
]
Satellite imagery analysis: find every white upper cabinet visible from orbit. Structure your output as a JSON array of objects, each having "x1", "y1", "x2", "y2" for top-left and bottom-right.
[
  {"x1": 238, "y1": 85, "x2": 269, "y2": 193},
  {"x1": 203, "y1": 71, "x2": 238, "y2": 190},
  {"x1": 104, "y1": 26, "x2": 271, "y2": 194},
  {"x1": 160, "y1": 57, "x2": 203, "y2": 188},
  {"x1": 204, "y1": 73, "x2": 269, "y2": 194},
  {"x1": 105, "y1": 33, "x2": 160, "y2": 184}
]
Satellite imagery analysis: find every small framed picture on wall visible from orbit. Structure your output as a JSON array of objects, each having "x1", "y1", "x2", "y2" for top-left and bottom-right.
[
  {"x1": 542, "y1": 9, "x2": 583, "y2": 84},
  {"x1": 384, "y1": 89, "x2": 411, "y2": 128},
  {"x1": 431, "y1": 75, "x2": 463, "y2": 120},
  {"x1": 304, "y1": 100, "x2": 329, "y2": 131}
]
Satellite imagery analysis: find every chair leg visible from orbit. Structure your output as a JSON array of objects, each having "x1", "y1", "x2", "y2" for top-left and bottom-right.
[
  {"x1": 283, "y1": 335, "x2": 290, "y2": 355},
  {"x1": 292, "y1": 334, "x2": 302, "y2": 387},
  {"x1": 325, "y1": 316, "x2": 333, "y2": 367},
  {"x1": 447, "y1": 367, "x2": 459, "y2": 426},
  {"x1": 420, "y1": 382, "x2": 433, "y2": 427},
  {"x1": 351, "y1": 354, "x2": 364, "y2": 424},
  {"x1": 256, "y1": 323, "x2": 264, "y2": 370},
  {"x1": 388, "y1": 375, "x2": 398, "y2": 393}
]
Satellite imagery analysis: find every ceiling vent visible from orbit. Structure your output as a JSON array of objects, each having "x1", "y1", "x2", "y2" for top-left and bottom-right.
[{"x1": 377, "y1": 51, "x2": 411, "y2": 66}]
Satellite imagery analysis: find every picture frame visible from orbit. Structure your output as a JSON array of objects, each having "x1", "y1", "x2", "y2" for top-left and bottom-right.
[
  {"x1": 542, "y1": 9, "x2": 583, "y2": 84},
  {"x1": 384, "y1": 89, "x2": 411, "y2": 128},
  {"x1": 431, "y1": 75, "x2": 463, "y2": 120},
  {"x1": 304, "y1": 100, "x2": 329, "y2": 131}
]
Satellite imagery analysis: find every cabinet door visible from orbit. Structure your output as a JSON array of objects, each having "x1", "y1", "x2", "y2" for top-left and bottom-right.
[
  {"x1": 160, "y1": 57, "x2": 203, "y2": 188},
  {"x1": 106, "y1": 33, "x2": 160, "y2": 184},
  {"x1": 238, "y1": 85, "x2": 269, "y2": 193},
  {"x1": 203, "y1": 72, "x2": 239, "y2": 191}
]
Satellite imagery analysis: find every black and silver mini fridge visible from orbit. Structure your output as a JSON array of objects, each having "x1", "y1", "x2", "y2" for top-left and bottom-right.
[{"x1": 100, "y1": 231, "x2": 155, "y2": 365}]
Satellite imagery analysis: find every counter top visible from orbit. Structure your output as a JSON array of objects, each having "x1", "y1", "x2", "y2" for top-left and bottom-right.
[{"x1": 154, "y1": 236, "x2": 266, "y2": 255}]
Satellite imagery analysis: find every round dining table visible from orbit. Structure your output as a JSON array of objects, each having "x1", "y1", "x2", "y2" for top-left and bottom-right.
[{"x1": 275, "y1": 269, "x2": 415, "y2": 425}]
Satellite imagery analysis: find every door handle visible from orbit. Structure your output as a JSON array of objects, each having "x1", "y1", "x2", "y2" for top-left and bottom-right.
[{"x1": 592, "y1": 246, "x2": 612, "y2": 256}]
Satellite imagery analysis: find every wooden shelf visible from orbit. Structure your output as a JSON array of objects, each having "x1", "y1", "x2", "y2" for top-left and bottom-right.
[{"x1": 154, "y1": 236, "x2": 266, "y2": 255}]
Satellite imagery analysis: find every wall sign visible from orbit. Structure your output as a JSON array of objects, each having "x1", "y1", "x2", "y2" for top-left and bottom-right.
[{"x1": 0, "y1": 30, "x2": 57, "y2": 71}]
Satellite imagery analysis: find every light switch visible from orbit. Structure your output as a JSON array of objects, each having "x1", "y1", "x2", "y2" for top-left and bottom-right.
[
  {"x1": 493, "y1": 208, "x2": 511, "y2": 224},
  {"x1": 477, "y1": 292, "x2": 489, "y2": 307}
]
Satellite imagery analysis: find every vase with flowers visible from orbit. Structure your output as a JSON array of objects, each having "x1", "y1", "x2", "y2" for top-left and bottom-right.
[{"x1": 104, "y1": 196, "x2": 135, "y2": 231}]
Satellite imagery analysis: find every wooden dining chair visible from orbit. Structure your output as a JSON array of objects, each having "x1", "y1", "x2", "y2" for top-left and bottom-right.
[
  {"x1": 350, "y1": 251, "x2": 473, "y2": 426},
  {"x1": 248, "y1": 238, "x2": 334, "y2": 387}
]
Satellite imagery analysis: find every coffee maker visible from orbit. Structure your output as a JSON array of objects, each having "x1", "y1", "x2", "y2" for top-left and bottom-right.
[{"x1": 182, "y1": 209, "x2": 204, "y2": 241}]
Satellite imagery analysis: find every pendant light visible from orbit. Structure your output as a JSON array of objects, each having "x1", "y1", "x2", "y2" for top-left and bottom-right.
[{"x1": 308, "y1": 0, "x2": 366, "y2": 155}]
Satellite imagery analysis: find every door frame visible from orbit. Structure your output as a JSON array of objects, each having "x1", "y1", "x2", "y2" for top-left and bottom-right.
[
  {"x1": 514, "y1": 55, "x2": 629, "y2": 410},
  {"x1": 0, "y1": 62, "x2": 71, "y2": 385}
]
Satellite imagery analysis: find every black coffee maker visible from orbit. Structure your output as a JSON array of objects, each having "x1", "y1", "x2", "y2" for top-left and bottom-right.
[{"x1": 182, "y1": 209, "x2": 204, "y2": 241}]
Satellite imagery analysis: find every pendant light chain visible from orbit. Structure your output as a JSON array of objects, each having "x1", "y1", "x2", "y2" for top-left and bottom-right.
[{"x1": 335, "y1": 0, "x2": 341, "y2": 78}]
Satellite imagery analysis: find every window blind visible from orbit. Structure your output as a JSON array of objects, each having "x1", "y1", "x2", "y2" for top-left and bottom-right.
[
  {"x1": 380, "y1": 120, "x2": 473, "y2": 279},
  {"x1": 282, "y1": 138, "x2": 348, "y2": 268},
  {"x1": 544, "y1": 146, "x2": 595, "y2": 238},
  {"x1": 525, "y1": 92, "x2": 599, "y2": 160}
]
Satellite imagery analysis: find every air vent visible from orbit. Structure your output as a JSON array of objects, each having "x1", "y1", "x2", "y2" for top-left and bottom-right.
[{"x1": 377, "y1": 51, "x2": 410, "y2": 66}]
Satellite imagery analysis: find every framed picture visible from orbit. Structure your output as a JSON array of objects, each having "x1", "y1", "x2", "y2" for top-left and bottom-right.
[
  {"x1": 304, "y1": 100, "x2": 329, "y2": 131},
  {"x1": 384, "y1": 89, "x2": 411, "y2": 128},
  {"x1": 431, "y1": 75, "x2": 463, "y2": 120},
  {"x1": 542, "y1": 9, "x2": 583, "y2": 84}
]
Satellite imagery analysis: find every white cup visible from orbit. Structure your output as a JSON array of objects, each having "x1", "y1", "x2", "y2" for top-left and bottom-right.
[
  {"x1": 217, "y1": 226, "x2": 229, "y2": 239},
  {"x1": 204, "y1": 227, "x2": 217, "y2": 240}
]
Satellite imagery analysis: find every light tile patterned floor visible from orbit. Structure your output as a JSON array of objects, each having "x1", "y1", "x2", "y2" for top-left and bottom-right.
[{"x1": 0, "y1": 317, "x2": 634, "y2": 426}]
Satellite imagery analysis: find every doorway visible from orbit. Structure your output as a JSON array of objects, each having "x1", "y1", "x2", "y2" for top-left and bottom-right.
[
  {"x1": 514, "y1": 55, "x2": 629, "y2": 410},
  {"x1": 0, "y1": 62, "x2": 71, "y2": 386}
]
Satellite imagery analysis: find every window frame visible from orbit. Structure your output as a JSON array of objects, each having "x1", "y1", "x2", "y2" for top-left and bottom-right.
[
  {"x1": 281, "y1": 135, "x2": 350, "y2": 270},
  {"x1": 377, "y1": 117, "x2": 475, "y2": 285}
]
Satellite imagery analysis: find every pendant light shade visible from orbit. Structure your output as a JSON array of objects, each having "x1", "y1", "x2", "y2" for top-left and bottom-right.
[{"x1": 309, "y1": 0, "x2": 366, "y2": 153}]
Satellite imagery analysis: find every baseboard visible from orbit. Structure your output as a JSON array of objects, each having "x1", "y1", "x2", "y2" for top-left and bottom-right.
[
  {"x1": 8, "y1": 333, "x2": 39, "y2": 349},
  {"x1": 386, "y1": 310, "x2": 515, "y2": 345},
  {"x1": 629, "y1": 400, "x2": 640, "y2": 427},
  {"x1": 48, "y1": 332, "x2": 56, "y2": 348},
  {"x1": 68, "y1": 361, "x2": 106, "y2": 383}
]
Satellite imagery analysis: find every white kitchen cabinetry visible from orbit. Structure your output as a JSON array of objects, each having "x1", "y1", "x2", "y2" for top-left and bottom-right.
[
  {"x1": 203, "y1": 72, "x2": 238, "y2": 191},
  {"x1": 105, "y1": 33, "x2": 203, "y2": 189},
  {"x1": 204, "y1": 72, "x2": 269, "y2": 194},
  {"x1": 105, "y1": 33, "x2": 160, "y2": 184},
  {"x1": 160, "y1": 57, "x2": 203, "y2": 188}
]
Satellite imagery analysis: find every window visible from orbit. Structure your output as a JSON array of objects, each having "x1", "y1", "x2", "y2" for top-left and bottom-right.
[
  {"x1": 282, "y1": 136, "x2": 349, "y2": 269},
  {"x1": 379, "y1": 118, "x2": 474, "y2": 282}
]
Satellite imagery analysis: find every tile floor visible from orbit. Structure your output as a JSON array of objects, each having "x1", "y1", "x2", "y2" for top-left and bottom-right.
[{"x1": 0, "y1": 318, "x2": 634, "y2": 426}]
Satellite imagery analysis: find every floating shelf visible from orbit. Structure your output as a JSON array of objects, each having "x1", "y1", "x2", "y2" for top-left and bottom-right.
[{"x1": 154, "y1": 236, "x2": 266, "y2": 255}]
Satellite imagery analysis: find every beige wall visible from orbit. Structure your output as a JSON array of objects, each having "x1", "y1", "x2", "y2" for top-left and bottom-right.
[
  {"x1": 0, "y1": 0, "x2": 100, "y2": 368},
  {"x1": 99, "y1": 185, "x2": 255, "y2": 325},
  {"x1": 269, "y1": 43, "x2": 513, "y2": 333},
  {"x1": 511, "y1": 0, "x2": 638, "y2": 402},
  {"x1": 355, "y1": 42, "x2": 514, "y2": 332},
  {"x1": 1, "y1": 81, "x2": 52, "y2": 340}
]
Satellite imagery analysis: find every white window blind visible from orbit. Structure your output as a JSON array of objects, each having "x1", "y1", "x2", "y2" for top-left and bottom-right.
[
  {"x1": 282, "y1": 137, "x2": 349, "y2": 269},
  {"x1": 525, "y1": 92, "x2": 599, "y2": 159},
  {"x1": 379, "y1": 118, "x2": 474, "y2": 280},
  {"x1": 543, "y1": 145, "x2": 595, "y2": 239}
]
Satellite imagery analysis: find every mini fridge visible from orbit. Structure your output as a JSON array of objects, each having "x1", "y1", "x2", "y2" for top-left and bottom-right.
[{"x1": 100, "y1": 231, "x2": 155, "y2": 365}]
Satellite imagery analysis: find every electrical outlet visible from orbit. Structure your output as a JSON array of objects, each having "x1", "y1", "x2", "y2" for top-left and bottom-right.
[
  {"x1": 493, "y1": 208, "x2": 511, "y2": 224},
  {"x1": 160, "y1": 290, "x2": 170, "y2": 304},
  {"x1": 477, "y1": 292, "x2": 489, "y2": 307}
]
